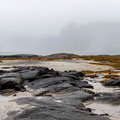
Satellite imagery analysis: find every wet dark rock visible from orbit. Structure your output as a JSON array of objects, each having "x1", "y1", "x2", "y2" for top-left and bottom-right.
[
  {"x1": 24, "y1": 76, "x2": 93, "y2": 96},
  {"x1": 11, "y1": 66, "x2": 30, "y2": 72},
  {"x1": 82, "y1": 89, "x2": 95, "y2": 95},
  {"x1": 13, "y1": 94, "x2": 17, "y2": 96},
  {"x1": 54, "y1": 91, "x2": 94, "y2": 103},
  {"x1": 62, "y1": 74, "x2": 82, "y2": 80},
  {"x1": 61, "y1": 70, "x2": 85, "y2": 78},
  {"x1": 0, "y1": 66, "x2": 111, "y2": 120},
  {"x1": 19, "y1": 67, "x2": 93, "y2": 97},
  {"x1": 37, "y1": 69, "x2": 60, "y2": 79},
  {"x1": 31, "y1": 66, "x2": 49, "y2": 73},
  {"x1": 0, "y1": 73, "x2": 23, "y2": 89},
  {"x1": 7, "y1": 97, "x2": 110, "y2": 120},
  {"x1": 33, "y1": 83, "x2": 80, "y2": 96},
  {"x1": 14, "y1": 106, "x2": 109, "y2": 120},
  {"x1": 26, "y1": 77, "x2": 72, "y2": 89},
  {"x1": 0, "y1": 67, "x2": 94, "y2": 97},
  {"x1": 100, "y1": 113, "x2": 110, "y2": 117},
  {"x1": 96, "y1": 93, "x2": 120, "y2": 105},
  {"x1": 76, "y1": 106, "x2": 92, "y2": 112},
  {"x1": 20, "y1": 67, "x2": 59, "y2": 81},
  {"x1": 14, "y1": 85, "x2": 26, "y2": 92},
  {"x1": 38, "y1": 74, "x2": 56, "y2": 79},
  {"x1": 103, "y1": 78, "x2": 120, "y2": 86},
  {"x1": 21, "y1": 70, "x2": 40, "y2": 81},
  {"x1": 0, "y1": 70, "x2": 8, "y2": 75},
  {"x1": 71, "y1": 80, "x2": 94, "y2": 89}
]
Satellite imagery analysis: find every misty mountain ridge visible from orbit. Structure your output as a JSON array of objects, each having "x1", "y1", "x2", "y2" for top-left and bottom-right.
[
  {"x1": 42, "y1": 21, "x2": 120, "y2": 53},
  {"x1": 1, "y1": 21, "x2": 120, "y2": 55}
]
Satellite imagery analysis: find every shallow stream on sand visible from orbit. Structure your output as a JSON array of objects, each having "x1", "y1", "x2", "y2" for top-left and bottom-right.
[{"x1": 86, "y1": 77, "x2": 120, "y2": 120}]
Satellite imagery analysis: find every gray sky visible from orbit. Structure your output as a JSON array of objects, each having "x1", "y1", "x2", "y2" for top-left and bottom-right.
[{"x1": 0, "y1": 0, "x2": 120, "y2": 54}]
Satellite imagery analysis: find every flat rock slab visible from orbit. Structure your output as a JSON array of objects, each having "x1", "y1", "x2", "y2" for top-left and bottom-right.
[
  {"x1": 54, "y1": 91, "x2": 94, "y2": 103},
  {"x1": 7, "y1": 97, "x2": 110, "y2": 120}
]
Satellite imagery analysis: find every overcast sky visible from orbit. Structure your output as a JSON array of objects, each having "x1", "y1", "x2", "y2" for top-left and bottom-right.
[{"x1": 0, "y1": 0, "x2": 120, "y2": 54}]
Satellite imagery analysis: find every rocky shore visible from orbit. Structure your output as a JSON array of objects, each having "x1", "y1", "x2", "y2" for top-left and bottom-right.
[
  {"x1": 0, "y1": 66, "x2": 111, "y2": 120},
  {"x1": 0, "y1": 55, "x2": 120, "y2": 120}
]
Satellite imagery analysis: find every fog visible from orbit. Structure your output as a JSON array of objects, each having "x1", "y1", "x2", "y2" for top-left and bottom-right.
[{"x1": 0, "y1": 0, "x2": 120, "y2": 55}]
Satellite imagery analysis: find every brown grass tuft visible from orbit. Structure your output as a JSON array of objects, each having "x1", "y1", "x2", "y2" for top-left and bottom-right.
[
  {"x1": 80, "y1": 70, "x2": 120, "y2": 74},
  {"x1": 100, "y1": 80, "x2": 107, "y2": 84},
  {"x1": 85, "y1": 74, "x2": 99, "y2": 78},
  {"x1": 80, "y1": 55, "x2": 120, "y2": 69}
]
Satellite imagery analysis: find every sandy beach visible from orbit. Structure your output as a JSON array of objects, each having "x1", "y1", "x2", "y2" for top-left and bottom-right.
[{"x1": 0, "y1": 59, "x2": 112, "y2": 71}]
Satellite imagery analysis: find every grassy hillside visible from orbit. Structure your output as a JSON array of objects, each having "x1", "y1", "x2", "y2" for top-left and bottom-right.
[{"x1": 80, "y1": 55, "x2": 120, "y2": 69}]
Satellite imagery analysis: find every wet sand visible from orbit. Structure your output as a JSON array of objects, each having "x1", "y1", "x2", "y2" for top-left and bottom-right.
[
  {"x1": 0, "y1": 92, "x2": 32, "y2": 120},
  {"x1": 87, "y1": 102, "x2": 120, "y2": 120}
]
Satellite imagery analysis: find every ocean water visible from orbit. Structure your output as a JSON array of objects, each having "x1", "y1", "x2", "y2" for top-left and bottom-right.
[{"x1": 0, "y1": 50, "x2": 120, "y2": 56}]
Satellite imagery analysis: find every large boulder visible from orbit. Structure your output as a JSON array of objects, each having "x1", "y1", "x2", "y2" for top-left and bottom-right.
[
  {"x1": 21, "y1": 70, "x2": 40, "y2": 81},
  {"x1": 21, "y1": 67, "x2": 54, "y2": 81},
  {"x1": 0, "y1": 73, "x2": 23, "y2": 89},
  {"x1": 25, "y1": 76, "x2": 93, "y2": 90},
  {"x1": 27, "y1": 77, "x2": 71, "y2": 89}
]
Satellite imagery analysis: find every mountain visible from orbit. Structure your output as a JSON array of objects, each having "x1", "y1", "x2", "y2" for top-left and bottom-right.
[{"x1": 42, "y1": 22, "x2": 120, "y2": 53}]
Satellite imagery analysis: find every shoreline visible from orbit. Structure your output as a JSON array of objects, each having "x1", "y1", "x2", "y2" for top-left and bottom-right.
[{"x1": 0, "y1": 59, "x2": 112, "y2": 71}]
